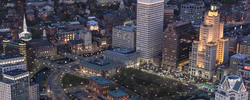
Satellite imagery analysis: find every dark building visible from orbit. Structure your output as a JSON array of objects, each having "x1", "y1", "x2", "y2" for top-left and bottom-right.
[{"x1": 162, "y1": 21, "x2": 198, "y2": 72}]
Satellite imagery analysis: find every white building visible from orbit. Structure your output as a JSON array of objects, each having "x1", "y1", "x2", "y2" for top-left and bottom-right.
[
  {"x1": 215, "y1": 75, "x2": 248, "y2": 100},
  {"x1": 79, "y1": 29, "x2": 92, "y2": 50},
  {"x1": 104, "y1": 48, "x2": 140, "y2": 68},
  {"x1": 0, "y1": 69, "x2": 30, "y2": 100},
  {"x1": 136, "y1": 0, "x2": 164, "y2": 63},
  {"x1": 112, "y1": 22, "x2": 136, "y2": 50}
]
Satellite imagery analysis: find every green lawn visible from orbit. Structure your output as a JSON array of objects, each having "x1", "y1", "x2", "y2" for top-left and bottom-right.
[
  {"x1": 112, "y1": 68, "x2": 196, "y2": 99},
  {"x1": 61, "y1": 74, "x2": 89, "y2": 88}
]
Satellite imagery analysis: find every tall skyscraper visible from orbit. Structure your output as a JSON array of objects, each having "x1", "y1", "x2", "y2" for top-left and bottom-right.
[
  {"x1": 215, "y1": 75, "x2": 248, "y2": 100},
  {"x1": 19, "y1": 15, "x2": 32, "y2": 42},
  {"x1": 189, "y1": 5, "x2": 229, "y2": 79},
  {"x1": 136, "y1": 0, "x2": 164, "y2": 63}
]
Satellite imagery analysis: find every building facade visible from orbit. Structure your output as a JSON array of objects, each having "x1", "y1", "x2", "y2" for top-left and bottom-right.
[
  {"x1": 0, "y1": 69, "x2": 30, "y2": 100},
  {"x1": 136, "y1": 0, "x2": 164, "y2": 63},
  {"x1": 162, "y1": 21, "x2": 197, "y2": 72},
  {"x1": 112, "y1": 22, "x2": 136, "y2": 50},
  {"x1": 189, "y1": 5, "x2": 229, "y2": 79},
  {"x1": 215, "y1": 75, "x2": 248, "y2": 100},
  {"x1": 180, "y1": 1, "x2": 205, "y2": 25},
  {"x1": 104, "y1": 48, "x2": 140, "y2": 68},
  {"x1": 237, "y1": 36, "x2": 250, "y2": 54}
]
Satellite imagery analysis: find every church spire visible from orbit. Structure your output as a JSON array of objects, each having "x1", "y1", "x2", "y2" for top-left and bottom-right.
[
  {"x1": 42, "y1": 29, "x2": 47, "y2": 40},
  {"x1": 23, "y1": 15, "x2": 27, "y2": 32}
]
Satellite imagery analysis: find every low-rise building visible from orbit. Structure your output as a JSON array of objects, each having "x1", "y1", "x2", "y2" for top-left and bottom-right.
[
  {"x1": 89, "y1": 76, "x2": 112, "y2": 95},
  {"x1": 80, "y1": 58, "x2": 121, "y2": 77},
  {"x1": 107, "y1": 90, "x2": 129, "y2": 100},
  {"x1": 104, "y1": 48, "x2": 140, "y2": 68},
  {"x1": 237, "y1": 36, "x2": 250, "y2": 54}
]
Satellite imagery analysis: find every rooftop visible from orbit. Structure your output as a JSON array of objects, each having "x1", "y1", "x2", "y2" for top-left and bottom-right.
[
  {"x1": 108, "y1": 90, "x2": 128, "y2": 98},
  {"x1": 0, "y1": 54, "x2": 24, "y2": 60},
  {"x1": 114, "y1": 24, "x2": 135, "y2": 32},
  {"x1": 80, "y1": 58, "x2": 119, "y2": 70},
  {"x1": 4, "y1": 69, "x2": 28, "y2": 77},
  {"x1": 240, "y1": 36, "x2": 250, "y2": 45},
  {"x1": 89, "y1": 76, "x2": 111, "y2": 85}
]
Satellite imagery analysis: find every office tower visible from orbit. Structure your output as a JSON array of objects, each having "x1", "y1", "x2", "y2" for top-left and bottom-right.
[
  {"x1": 0, "y1": 54, "x2": 26, "y2": 79},
  {"x1": 162, "y1": 21, "x2": 197, "y2": 72},
  {"x1": 215, "y1": 75, "x2": 248, "y2": 100},
  {"x1": 112, "y1": 21, "x2": 136, "y2": 50},
  {"x1": 237, "y1": 36, "x2": 250, "y2": 54},
  {"x1": 189, "y1": 5, "x2": 229, "y2": 79},
  {"x1": 180, "y1": 1, "x2": 205, "y2": 25},
  {"x1": 136, "y1": 0, "x2": 164, "y2": 63},
  {"x1": 0, "y1": 69, "x2": 30, "y2": 100}
]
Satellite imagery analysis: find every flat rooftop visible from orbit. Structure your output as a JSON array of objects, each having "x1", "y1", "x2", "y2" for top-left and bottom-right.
[
  {"x1": 4, "y1": 69, "x2": 28, "y2": 77},
  {"x1": 241, "y1": 36, "x2": 250, "y2": 45},
  {"x1": 89, "y1": 76, "x2": 111, "y2": 85},
  {"x1": 108, "y1": 90, "x2": 128, "y2": 98},
  {"x1": 0, "y1": 54, "x2": 24, "y2": 60},
  {"x1": 115, "y1": 25, "x2": 135, "y2": 32},
  {"x1": 80, "y1": 58, "x2": 118, "y2": 70}
]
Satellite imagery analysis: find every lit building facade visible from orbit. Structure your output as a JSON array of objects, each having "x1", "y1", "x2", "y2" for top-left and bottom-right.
[
  {"x1": 215, "y1": 75, "x2": 248, "y2": 100},
  {"x1": 107, "y1": 90, "x2": 129, "y2": 100},
  {"x1": 237, "y1": 36, "x2": 250, "y2": 54},
  {"x1": 0, "y1": 54, "x2": 26, "y2": 79},
  {"x1": 0, "y1": 69, "x2": 30, "y2": 100},
  {"x1": 104, "y1": 48, "x2": 140, "y2": 68},
  {"x1": 162, "y1": 21, "x2": 197, "y2": 72},
  {"x1": 136, "y1": 0, "x2": 164, "y2": 63},
  {"x1": 189, "y1": 5, "x2": 229, "y2": 79},
  {"x1": 80, "y1": 58, "x2": 121, "y2": 78},
  {"x1": 89, "y1": 76, "x2": 112, "y2": 95},
  {"x1": 112, "y1": 22, "x2": 136, "y2": 50},
  {"x1": 29, "y1": 83, "x2": 40, "y2": 100}
]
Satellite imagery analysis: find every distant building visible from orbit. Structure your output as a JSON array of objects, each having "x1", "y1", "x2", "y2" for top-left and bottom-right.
[
  {"x1": 237, "y1": 36, "x2": 250, "y2": 54},
  {"x1": 80, "y1": 58, "x2": 121, "y2": 78},
  {"x1": 215, "y1": 75, "x2": 248, "y2": 100},
  {"x1": 89, "y1": 76, "x2": 112, "y2": 95},
  {"x1": 0, "y1": 54, "x2": 26, "y2": 79},
  {"x1": 59, "y1": 0, "x2": 87, "y2": 4},
  {"x1": 136, "y1": 0, "x2": 164, "y2": 63},
  {"x1": 180, "y1": 1, "x2": 205, "y2": 25},
  {"x1": 96, "y1": 0, "x2": 120, "y2": 6},
  {"x1": 29, "y1": 83, "x2": 40, "y2": 100},
  {"x1": 112, "y1": 22, "x2": 136, "y2": 50},
  {"x1": 162, "y1": 21, "x2": 197, "y2": 72},
  {"x1": 104, "y1": 48, "x2": 140, "y2": 68},
  {"x1": 68, "y1": 39, "x2": 84, "y2": 55},
  {"x1": 107, "y1": 90, "x2": 129, "y2": 100},
  {"x1": 0, "y1": 69, "x2": 30, "y2": 100},
  {"x1": 230, "y1": 53, "x2": 250, "y2": 74}
]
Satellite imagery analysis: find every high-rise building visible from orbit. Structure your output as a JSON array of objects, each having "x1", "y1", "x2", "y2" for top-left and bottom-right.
[
  {"x1": 188, "y1": 5, "x2": 229, "y2": 79},
  {"x1": 162, "y1": 21, "x2": 197, "y2": 72},
  {"x1": 136, "y1": 0, "x2": 164, "y2": 63},
  {"x1": 0, "y1": 54, "x2": 26, "y2": 79},
  {"x1": 0, "y1": 69, "x2": 30, "y2": 100},
  {"x1": 112, "y1": 21, "x2": 136, "y2": 50},
  {"x1": 180, "y1": 1, "x2": 205, "y2": 25},
  {"x1": 215, "y1": 75, "x2": 248, "y2": 100}
]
